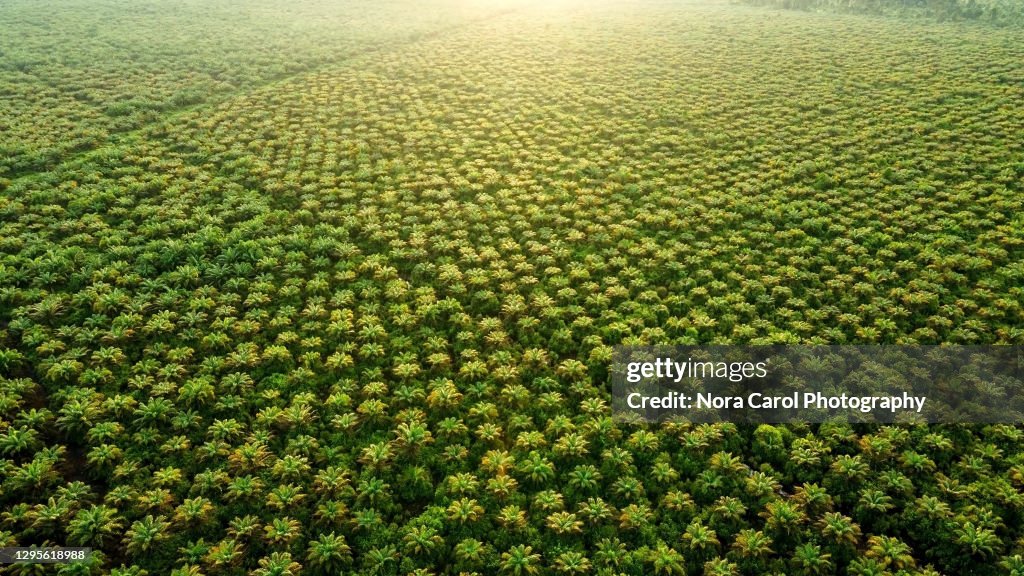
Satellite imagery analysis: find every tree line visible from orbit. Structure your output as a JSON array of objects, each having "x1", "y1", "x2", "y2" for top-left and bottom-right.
[{"x1": 735, "y1": 0, "x2": 1024, "y2": 25}]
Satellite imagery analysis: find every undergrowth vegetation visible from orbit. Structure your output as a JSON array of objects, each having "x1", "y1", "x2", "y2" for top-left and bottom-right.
[{"x1": 1, "y1": 0, "x2": 1023, "y2": 574}]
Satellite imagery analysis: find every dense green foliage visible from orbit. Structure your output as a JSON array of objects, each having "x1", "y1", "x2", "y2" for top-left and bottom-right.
[{"x1": 1, "y1": 0, "x2": 1023, "y2": 574}]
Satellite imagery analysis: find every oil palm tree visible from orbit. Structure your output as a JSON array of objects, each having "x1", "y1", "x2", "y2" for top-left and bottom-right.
[
  {"x1": 305, "y1": 532, "x2": 351, "y2": 572},
  {"x1": 791, "y1": 543, "x2": 832, "y2": 575},
  {"x1": 68, "y1": 505, "x2": 123, "y2": 547},
  {"x1": 648, "y1": 542, "x2": 686, "y2": 575},
  {"x1": 402, "y1": 525, "x2": 443, "y2": 557},
  {"x1": 865, "y1": 535, "x2": 915, "y2": 570},
  {"x1": 500, "y1": 544, "x2": 541, "y2": 576},
  {"x1": 252, "y1": 551, "x2": 302, "y2": 576}
]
